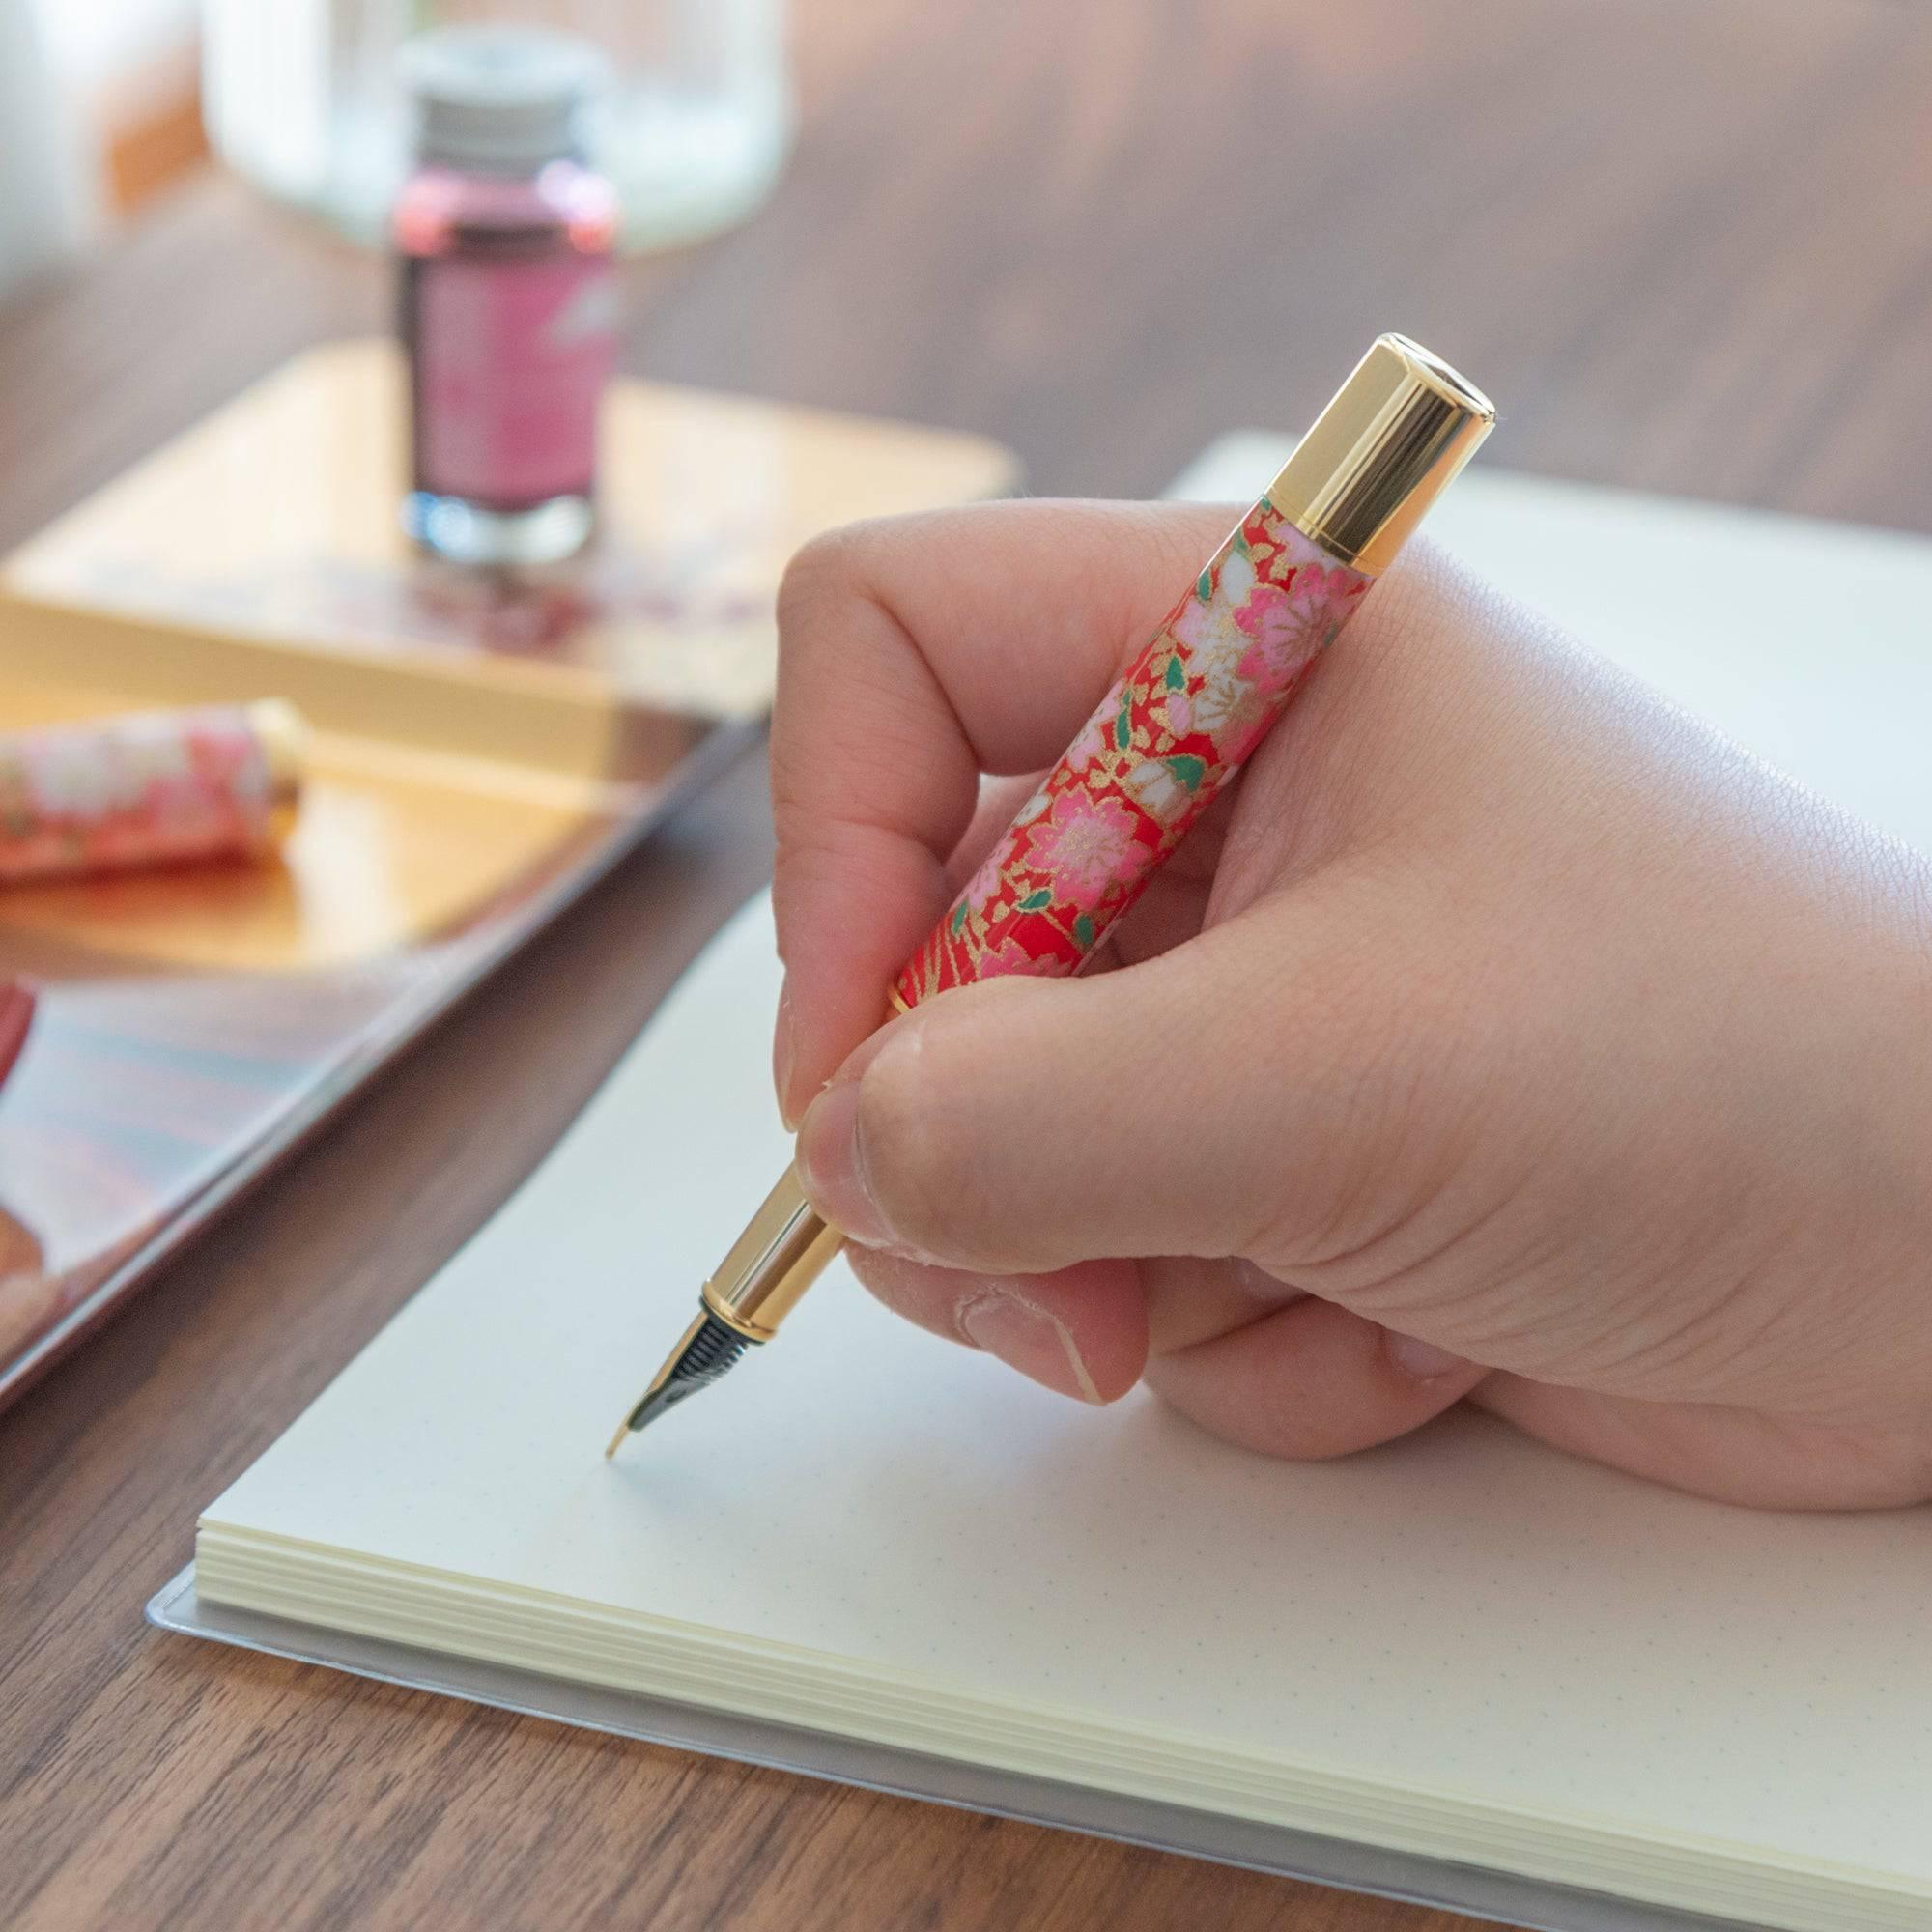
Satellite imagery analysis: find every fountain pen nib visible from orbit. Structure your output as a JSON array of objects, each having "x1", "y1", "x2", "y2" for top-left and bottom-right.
[{"x1": 603, "y1": 1306, "x2": 752, "y2": 1457}]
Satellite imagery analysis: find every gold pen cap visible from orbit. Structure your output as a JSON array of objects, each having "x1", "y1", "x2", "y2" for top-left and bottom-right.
[
  {"x1": 1266, "y1": 333, "x2": 1494, "y2": 575},
  {"x1": 247, "y1": 698, "x2": 309, "y2": 849}
]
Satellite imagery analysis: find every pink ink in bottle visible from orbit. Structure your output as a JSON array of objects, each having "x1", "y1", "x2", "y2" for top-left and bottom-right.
[{"x1": 394, "y1": 27, "x2": 620, "y2": 567}]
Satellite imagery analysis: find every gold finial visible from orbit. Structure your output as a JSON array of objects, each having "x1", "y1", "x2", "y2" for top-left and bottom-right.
[{"x1": 1266, "y1": 333, "x2": 1494, "y2": 575}]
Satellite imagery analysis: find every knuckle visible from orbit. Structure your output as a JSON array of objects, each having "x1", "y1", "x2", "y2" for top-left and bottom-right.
[
  {"x1": 776, "y1": 516, "x2": 902, "y2": 637},
  {"x1": 773, "y1": 529, "x2": 874, "y2": 713},
  {"x1": 770, "y1": 520, "x2": 904, "y2": 816},
  {"x1": 774, "y1": 526, "x2": 857, "y2": 629}
]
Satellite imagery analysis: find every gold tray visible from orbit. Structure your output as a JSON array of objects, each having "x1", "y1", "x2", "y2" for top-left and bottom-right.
[{"x1": 0, "y1": 341, "x2": 1015, "y2": 1398}]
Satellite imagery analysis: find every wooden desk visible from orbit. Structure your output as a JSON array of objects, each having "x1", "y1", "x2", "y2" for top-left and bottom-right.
[{"x1": 7, "y1": 2, "x2": 1932, "y2": 1926}]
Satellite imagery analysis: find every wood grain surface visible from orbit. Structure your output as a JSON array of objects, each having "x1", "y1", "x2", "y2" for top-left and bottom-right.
[{"x1": 9, "y1": 1, "x2": 1932, "y2": 1926}]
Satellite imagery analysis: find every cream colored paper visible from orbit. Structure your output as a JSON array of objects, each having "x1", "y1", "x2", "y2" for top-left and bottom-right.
[{"x1": 201, "y1": 467, "x2": 1932, "y2": 1932}]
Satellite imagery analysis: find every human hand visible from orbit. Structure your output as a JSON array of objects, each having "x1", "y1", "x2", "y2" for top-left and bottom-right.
[{"x1": 772, "y1": 499, "x2": 1932, "y2": 1509}]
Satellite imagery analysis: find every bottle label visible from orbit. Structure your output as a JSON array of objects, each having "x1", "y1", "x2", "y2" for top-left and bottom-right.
[{"x1": 413, "y1": 253, "x2": 617, "y2": 506}]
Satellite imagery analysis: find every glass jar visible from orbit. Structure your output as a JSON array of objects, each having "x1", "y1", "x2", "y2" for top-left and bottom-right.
[{"x1": 202, "y1": 0, "x2": 791, "y2": 252}]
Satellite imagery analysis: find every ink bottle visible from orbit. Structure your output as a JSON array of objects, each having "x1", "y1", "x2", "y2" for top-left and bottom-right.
[{"x1": 394, "y1": 27, "x2": 619, "y2": 566}]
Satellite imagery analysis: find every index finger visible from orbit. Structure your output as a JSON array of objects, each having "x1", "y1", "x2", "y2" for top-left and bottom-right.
[{"x1": 770, "y1": 497, "x2": 1236, "y2": 1125}]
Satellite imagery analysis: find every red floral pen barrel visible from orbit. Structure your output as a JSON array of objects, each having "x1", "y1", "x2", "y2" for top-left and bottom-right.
[
  {"x1": 894, "y1": 506, "x2": 1370, "y2": 1004},
  {"x1": 608, "y1": 334, "x2": 1496, "y2": 1453}
]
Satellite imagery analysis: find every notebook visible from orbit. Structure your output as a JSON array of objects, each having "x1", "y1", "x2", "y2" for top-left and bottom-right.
[{"x1": 176, "y1": 451, "x2": 1932, "y2": 1932}]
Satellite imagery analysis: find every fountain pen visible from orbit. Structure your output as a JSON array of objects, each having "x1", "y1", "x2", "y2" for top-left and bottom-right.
[{"x1": 606, "y1": 333, "x2": 1494, "y2": 1456}]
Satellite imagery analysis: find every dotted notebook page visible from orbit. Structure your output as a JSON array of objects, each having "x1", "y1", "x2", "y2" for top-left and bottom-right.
[{"x1": 201, "y1": 893, "x2": 1932, "y2": 1901}]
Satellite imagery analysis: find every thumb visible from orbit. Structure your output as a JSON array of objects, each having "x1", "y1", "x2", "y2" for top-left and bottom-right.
[{"x1": 794, "y1": 874, "x2": 1408, "y2": 1275}]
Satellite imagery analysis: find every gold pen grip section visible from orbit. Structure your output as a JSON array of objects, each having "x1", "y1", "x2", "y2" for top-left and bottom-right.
[
  {"x1": 1266, "y1": 332, "x2": 1494, "y2": 576},
  {"x1": 698, "y1": 1162, "x2": 846, "y2": 1342}
]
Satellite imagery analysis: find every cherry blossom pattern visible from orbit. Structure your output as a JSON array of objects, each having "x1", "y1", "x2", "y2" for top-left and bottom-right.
[
  {"x1": 895, "y1": 500, "x2": 1370, "y2": 1005},
  {"x1": 0, "y1": 707, "x2": 285, "y2": 884}
]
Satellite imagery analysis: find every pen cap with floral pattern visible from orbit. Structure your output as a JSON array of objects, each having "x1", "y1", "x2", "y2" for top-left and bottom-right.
[{"x1": 895, "y1": 333, "x2": 1495, "y2": 1007}]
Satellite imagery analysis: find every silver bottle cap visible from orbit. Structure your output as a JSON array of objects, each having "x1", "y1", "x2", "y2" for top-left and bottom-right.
[{"x1": 399, "y1": 26, "x2": 608, "y2": 174}]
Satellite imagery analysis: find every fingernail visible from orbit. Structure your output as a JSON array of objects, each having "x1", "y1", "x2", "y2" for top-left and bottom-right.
[
  {"x1": 774, "y1": 979, "x2": 799, "y2": 1129},
  {"x1": 1384, "y1": 1329, "x2": 1467, "y2": 1381},
  {"x1": 1231, "y1": 1258, "x2": 1303, "y2": 1306},
  {"x1": 796, "y1": 1024, "x2": 904, "y2": 1251},
  {"x1": 795, "y1": 1080, "x2": 886, "y2": 1245},
  {"x1": 960, "y1": 1292, "x2": 1101, "y2": 1403}
]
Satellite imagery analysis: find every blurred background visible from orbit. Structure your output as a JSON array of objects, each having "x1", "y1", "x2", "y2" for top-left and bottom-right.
[
  {"x1": 6, "y1": 0, "x2": 1932, "y2": 538},
  {"x1": 7, "y1": 0, "x2": 789, "y2": 275}
]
